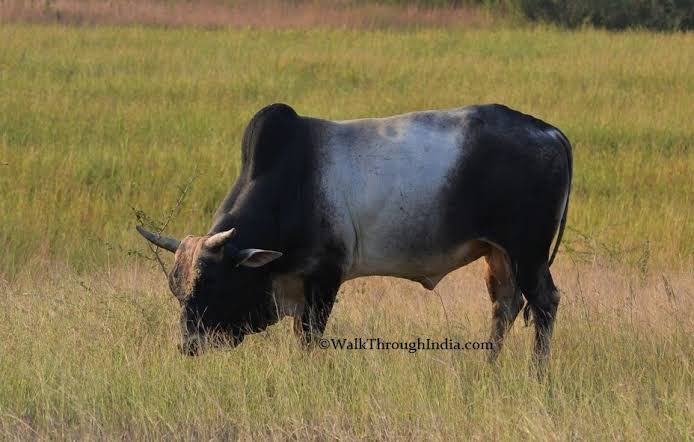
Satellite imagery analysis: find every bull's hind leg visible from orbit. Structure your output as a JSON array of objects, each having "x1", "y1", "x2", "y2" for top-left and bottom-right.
[
  {"x1": 484, "y1": 247, "x2": 524, "y2": 362},
  {"x1": 517, "y1": 263, "x2": 560, "y2": 378}
]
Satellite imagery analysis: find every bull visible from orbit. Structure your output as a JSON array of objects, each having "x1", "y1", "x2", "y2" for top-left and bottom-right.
[{"x1": 137, "y1": 103, "x2": 572, "y2": 370}]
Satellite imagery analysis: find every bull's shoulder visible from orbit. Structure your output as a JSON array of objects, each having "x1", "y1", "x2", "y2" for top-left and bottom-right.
[{"x1": 241, "y1": 103, "x2": 310, "y2": 177}]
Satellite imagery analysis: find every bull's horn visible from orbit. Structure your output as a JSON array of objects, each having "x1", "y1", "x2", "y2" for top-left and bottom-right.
[
  {"x1": 204, "y1": 228, "x2": 236, "y2": 250},
  {"x1": 136, "y1": 225, "x2": 180, "y2": 253}
]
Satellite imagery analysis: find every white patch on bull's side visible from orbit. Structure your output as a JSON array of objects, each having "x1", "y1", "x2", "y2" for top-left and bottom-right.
[
  {"x1": 317, "y1": 108, "x2": 481, "y2": 287},
  {"x1": 271, "y1": 274, "x2": 305, "y2": 318}
]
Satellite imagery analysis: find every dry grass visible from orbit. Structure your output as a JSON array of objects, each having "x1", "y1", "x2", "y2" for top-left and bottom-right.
[
  {"x1": 0, "y1": 0, "x2": 492, "y2": 28},
  {"x1": 0, "y1": 257, "x2": 691, "y2": 439}
]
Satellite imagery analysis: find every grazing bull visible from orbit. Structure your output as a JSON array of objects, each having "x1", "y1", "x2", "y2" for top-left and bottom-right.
[{"x1": 137, "y1": 103, "x2": 572, "y2": 369}]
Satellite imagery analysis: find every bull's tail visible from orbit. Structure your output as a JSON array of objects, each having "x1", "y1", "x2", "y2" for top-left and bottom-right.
[{"x1": 548, "y1": 128, "x2": 573, "y2": 267}]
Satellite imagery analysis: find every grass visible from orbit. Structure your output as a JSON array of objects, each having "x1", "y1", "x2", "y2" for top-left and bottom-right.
[
  {"x1": 0, "y1": 25, "x2": 691, "y2": 274},
  {"x1": 1, "y1": 261, "x2": 691, "y2": 439},
  {"x1": 0, "y1": 24, "x2": 692, "y2": 439}
]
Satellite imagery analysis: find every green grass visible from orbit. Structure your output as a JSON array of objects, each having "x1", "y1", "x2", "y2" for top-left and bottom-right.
[
  {"x1": 1, "y1": 25, "x2": 692, "y2": 274},
  {"x1": 0, "y1": 25, "x2": 692, "y2": 439}
]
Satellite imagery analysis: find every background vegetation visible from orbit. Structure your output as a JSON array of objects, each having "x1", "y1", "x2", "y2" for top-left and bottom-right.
[
  {"x1": 0, "y1": 18, "x2": 692, "y2": 441},
  {"x1": 4, "y1": 0, "x2": 694, "y2": 30},
  {"x1": 364, "y1": 0, "x2": 694, "y2": 30},
  {"x1": 504, "y1": 0, "x2": 694, "y2": 30}
]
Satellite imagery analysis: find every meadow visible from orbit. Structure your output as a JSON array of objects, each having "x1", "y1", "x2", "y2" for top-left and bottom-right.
[{"x1": 0, "y1": 24, "x2": 692, "y2": 439}]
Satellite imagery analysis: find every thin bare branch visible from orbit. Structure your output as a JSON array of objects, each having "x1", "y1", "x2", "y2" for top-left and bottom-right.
[{"x1": 133, "y1": 172, "x2": 199, "y2": 278}]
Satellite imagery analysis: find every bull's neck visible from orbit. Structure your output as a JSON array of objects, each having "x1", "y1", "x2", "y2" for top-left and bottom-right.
[{"x1": 208, "y1": 175, "x2": 288, "y2": 253}]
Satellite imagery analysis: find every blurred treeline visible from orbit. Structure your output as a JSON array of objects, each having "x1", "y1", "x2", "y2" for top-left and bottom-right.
[{"x1": 358, "y1": 0, "x2": 694, "y2": 30}]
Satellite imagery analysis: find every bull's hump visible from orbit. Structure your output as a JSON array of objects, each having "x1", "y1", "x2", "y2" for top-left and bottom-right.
[
  {"x1": 241, "y1": 103, "x2": 303, "y2": 177},
  {"x1": 250, "y1": 103, "x2": 298, "y2": 121}
]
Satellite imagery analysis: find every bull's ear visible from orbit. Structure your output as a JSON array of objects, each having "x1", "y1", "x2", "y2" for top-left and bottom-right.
[{"x1": 235, "y1": 249, "x2": 283, "y2": 268}]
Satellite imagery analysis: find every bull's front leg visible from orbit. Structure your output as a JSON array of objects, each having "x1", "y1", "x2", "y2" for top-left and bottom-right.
[{"x1": 294, "y1": 265, "x2": 342, "y2": 347}]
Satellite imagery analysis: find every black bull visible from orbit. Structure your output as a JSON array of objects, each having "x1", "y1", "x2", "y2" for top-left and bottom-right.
[{"x1": 137, "y1": 103, "x2": 572, "y2": 371}]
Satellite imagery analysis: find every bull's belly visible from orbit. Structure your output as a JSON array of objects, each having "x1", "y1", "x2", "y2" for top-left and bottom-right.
[{"x1": 345, "y1": 238, "x2": 489, "y2": 289}]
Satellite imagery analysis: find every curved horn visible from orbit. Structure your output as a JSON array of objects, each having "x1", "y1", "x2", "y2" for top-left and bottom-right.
[
  {"x1": 136, "y1": 225, "x2": 180, "y2": 253},
  {"x1": 204, "y1": 228, "x2": 236, "y2": 250}
]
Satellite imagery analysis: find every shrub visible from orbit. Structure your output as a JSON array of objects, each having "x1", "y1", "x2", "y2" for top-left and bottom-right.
[
  {"x1": 503, "y1": 0, "x2": 693, "y2": 30},
  {"x1": 355, "y1": 0, "x2": 694, "y2": 30}
]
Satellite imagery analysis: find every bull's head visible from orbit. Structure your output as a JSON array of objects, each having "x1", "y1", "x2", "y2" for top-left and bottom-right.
[{"x1": 136, "y1": 226, "x2": 283, "y2": 355}]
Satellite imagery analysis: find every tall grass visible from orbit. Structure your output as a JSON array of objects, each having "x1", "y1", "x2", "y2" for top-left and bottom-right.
[{"x1": 1, "y1": 260, "x2": 691, "y2": 439}]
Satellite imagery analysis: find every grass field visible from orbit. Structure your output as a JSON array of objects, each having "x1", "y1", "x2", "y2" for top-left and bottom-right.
[{"x1": 0, "y1": 24, "x2": 692, "y2": 439}]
